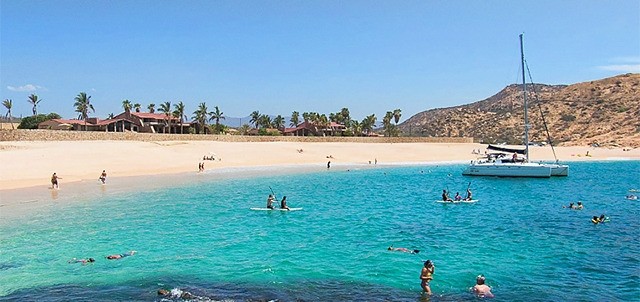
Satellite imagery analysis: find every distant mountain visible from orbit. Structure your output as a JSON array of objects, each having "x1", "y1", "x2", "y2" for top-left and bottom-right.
[{"x1": 399, "y1": 73, "x2": 640, "y2": 147}]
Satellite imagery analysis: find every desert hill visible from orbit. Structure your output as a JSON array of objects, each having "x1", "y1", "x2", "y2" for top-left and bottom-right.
[{"x1": 399, "y1": 73, "x2": 640, "y2": 147}]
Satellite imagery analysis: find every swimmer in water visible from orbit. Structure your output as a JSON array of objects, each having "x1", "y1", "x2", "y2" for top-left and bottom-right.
[
  {"x1": 388, "y1": 246, "x2": 420, "y2": 254},
  {"x1": 106, "y1": 251, "x2": 136, "y2": 260},
  {"x1": 471, "y1": 274, "x2": 494, "y2": 298},
  {"x1": 68, "y1": 257, "x2": 95, "y2": 265}
]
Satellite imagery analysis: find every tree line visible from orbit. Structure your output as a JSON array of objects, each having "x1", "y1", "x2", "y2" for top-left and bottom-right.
[{"x1": 3, "y1": 93, "x2": 402, "y2": 136}]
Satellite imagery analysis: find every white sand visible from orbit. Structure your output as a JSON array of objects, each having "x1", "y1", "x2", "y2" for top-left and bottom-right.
[{"x1": 1, "y1": 140, "x2": 637, "y2": 192}]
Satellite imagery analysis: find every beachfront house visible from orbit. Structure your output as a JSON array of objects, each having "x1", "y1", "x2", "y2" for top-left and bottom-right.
[
  {"x1": 283, "y1": 121, "x2": 346, "y2": 136},
  {"x1": 38, "y1": 109, "x2": 191, "y2": 133}
]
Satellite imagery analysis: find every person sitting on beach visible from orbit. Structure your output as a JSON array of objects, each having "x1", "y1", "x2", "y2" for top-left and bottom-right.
[
  {"x1": 591, "y1": 216, "x2": 600, "y2": 224},
  {"x1": 465, "y1": 188, "x2": 473, "y2": 201},
  {"x1": 99, "y1": 170, "x2": 107, "y2": 184},
  {"x1": 68, "y1": 257, "x2": 95, "y2": 265},
  {"x1": 51, "y1": 173, "x2": 62, "y2": 189},
  {"x1": 442, "y1": 190, "x2": 453, "y2": 202},
  {"x1": 266, "y1": 194, "x2": 275, "y2": 209},
  {"x1": 280, "y1": 196, "x2": 290, "y2": 211},
  {"x1": 106, "y1": 251, "x2": 136, "y2": 260},
  {"x1": 454, "y1": 192, "x2": 462, "y2": 201},
  {"x1": 420, "y1": 260, "x2": 435, "y2": 295},
  {"x1": 388, "y1": 246, "x2": 420, "y2": 254},
  {"x1": 471, "y1": 274, "x2": 494, "y2": 298}
]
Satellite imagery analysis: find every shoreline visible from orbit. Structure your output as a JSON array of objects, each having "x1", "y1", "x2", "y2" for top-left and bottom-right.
[{"x1": 1, "y1": 141, "x2": 638, "y2": 204}]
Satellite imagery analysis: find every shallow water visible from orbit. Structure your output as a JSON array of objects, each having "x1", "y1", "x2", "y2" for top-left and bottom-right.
[{"x1": 1, "y1": 161, "x2": 639, "y2": 301}]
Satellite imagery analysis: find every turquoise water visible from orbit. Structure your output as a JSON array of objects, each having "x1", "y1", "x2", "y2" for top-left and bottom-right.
[{"x1": 1, "y1": 161, "x2": 639, "y2": 301}]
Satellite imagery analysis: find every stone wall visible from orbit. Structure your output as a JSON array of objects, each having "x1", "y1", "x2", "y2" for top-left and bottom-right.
[{"x1": 0, "y1": 129, "x2": 473, "y2": 143}]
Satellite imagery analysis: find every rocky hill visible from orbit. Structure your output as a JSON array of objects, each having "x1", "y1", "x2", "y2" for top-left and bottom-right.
[{"x1": 399, "y1": 73, "x2": 640, "y2": 147}]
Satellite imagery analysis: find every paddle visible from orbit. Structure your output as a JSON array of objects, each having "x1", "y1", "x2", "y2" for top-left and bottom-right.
[{"x1": 269, "y1": 186, "x2": 277, "y2": 200}]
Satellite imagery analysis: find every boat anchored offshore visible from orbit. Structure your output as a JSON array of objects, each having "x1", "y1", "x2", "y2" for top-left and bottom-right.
[{"x1": 463, "y1": 34, "x2": 568, "y2": 178}]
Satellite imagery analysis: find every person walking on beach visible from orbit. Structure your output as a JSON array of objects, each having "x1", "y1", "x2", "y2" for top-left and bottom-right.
[
  {"x1": 267, "y1": 194, "x2": 275, "y2": 209},
  {"x1": 99, "y1": 170, "x2": 107, "y2": 184},
  {"x1": 51, "y1": 173, "x2": 62, "y2": 189},
  {"x1": 471, "y1": 275, "x2": 494, "y2": 298},
  {"x1": 280, "y1": 196, "x2": 290, "y2": 211},
  {"x1": 420, "y1": 260, "x2": 435, "y2": 295},
  {"x1": 327, "y1": 161, "x2": 331, "y2": 169}
]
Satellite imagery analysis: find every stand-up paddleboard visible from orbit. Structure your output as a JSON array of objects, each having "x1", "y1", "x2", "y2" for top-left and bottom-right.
[
  {"x1": 250, "y1": 207, "x2": 303, "y2": 211},
  {"x1": 435, "y1": 199, "x2": 478, "y2": 204}
]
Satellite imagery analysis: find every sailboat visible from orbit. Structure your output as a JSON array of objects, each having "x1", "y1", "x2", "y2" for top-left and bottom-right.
[{"x1": 462, "y1": 34, "x2": 569, "y2": 178}]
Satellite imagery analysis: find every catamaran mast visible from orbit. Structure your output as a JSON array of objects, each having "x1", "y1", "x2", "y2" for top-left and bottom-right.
[{"x1": 520, "y1": 34, "x2": 530, "y2": 162}]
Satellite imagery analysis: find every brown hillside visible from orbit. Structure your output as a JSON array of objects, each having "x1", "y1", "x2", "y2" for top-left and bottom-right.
[{"x1": 399, "y1": 73, "x2": 640, "y2": 147}]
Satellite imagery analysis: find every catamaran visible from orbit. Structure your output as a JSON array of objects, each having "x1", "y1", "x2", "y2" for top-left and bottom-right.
[{"x1": 462, "y1": 34, "x2": 569, "y2": 178}]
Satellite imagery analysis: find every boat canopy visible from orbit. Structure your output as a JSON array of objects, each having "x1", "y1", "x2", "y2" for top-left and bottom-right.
[{"x1": 487, "y1": 144, "x2": 527, "y2": 155}]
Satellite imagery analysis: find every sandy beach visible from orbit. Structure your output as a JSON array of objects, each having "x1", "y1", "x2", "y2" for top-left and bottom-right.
[{"x1": 1, "y1": 140, "x2": 638, "y2": 192}]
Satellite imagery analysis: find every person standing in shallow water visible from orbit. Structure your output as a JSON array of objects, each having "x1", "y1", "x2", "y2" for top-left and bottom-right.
[
  {"x1": 51, "y1": 173, "x2": 62, "y2": 189},
  {"x1": 99, "y1": 170, "x2": 107, "y2": 184},
  {"x1": 327, "y1": 161, "x2": 331, "y2": 169},
  {"x1": 420, "y1": 260, "x2": 435, "y2": 295}
]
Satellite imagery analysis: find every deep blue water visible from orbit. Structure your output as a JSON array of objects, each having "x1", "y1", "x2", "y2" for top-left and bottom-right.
[{"x1": 1, "y1": 161, "x2": 639, "y2": 301}]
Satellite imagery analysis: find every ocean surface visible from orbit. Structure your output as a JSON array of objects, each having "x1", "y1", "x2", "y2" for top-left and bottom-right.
[{"x1": 1, "y1": 161, "x2": 639, "y2": 301}]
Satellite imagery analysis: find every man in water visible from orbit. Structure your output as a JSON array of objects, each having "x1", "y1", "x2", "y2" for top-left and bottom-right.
[
  {"x1": 471, "y1": 275, "x2": 494, "y2": 298},
  {"x1": 388, "y1": 246, "x2": 420, "y2": 254},
  {"x1": 442, "y1": 190, "x2": 453, "y2": 202},
  {"x1": 106, "y1": 251, "x2": 136, "y2": 260},
  {"x1": 99, "y1": 170, "x2": 107, "y2": 184},
  {"x1": 420, "y1": 260, "x2": 435, "y2": 295},
  {"x1": 51, "y1": 173, "x2": 62, "y2": 189},
  {"x1": 266, "y1": 194, "x2": 275, "y2": 209},
  {"x1": 575, "y1": 201, "x2": 584, "y2": 210}
]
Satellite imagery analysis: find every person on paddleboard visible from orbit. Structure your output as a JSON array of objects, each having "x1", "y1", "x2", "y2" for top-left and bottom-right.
[
  {"x1": 465, "y1": 188, "x2": 473, "y2": 201},
  {"x1": 280, "y1": 196, "x2": 290, "y2": 211},
  {"x1": 442, "y1": 190, "x2": 453, "y2": 202},
  {"x1": 266, "y1": 194, "x2": 275, "y2": 209}
]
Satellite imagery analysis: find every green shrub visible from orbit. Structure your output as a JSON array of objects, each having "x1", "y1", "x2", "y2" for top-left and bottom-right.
[{"x1": 18, "y1": 113, "x2": 62, "y2": 129}]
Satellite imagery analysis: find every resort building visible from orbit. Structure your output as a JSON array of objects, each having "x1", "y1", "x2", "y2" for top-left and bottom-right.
[
  {"x1": 38, "y1": 109, "x2": 190, "y2": 133},
  {"x1": 283, "y1": 121, "x2": 346, "y2": 136}
]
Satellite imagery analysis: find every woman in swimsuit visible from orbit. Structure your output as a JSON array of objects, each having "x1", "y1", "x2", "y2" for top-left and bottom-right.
[
  {"x1": 280, "y1": 196, "x2": 290, "y2": 211},
  {"x1": 420, "y1": 260, "x2": 435, "y2": 295}
]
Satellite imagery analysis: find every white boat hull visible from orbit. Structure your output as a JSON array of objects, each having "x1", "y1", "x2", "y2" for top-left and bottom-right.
[
  {"x1": 462, "y1": 161, "x2": 551, "y2": 178},
  {"x1": 546, "y1": 163, "x2": 569, "y2": 176}
]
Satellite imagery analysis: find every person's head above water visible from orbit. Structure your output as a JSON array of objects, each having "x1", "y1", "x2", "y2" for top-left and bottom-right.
[
  {"x1": 88, "y1": 258, "x2": 95, "y2": 262},
  {"x1": 424, "y1": 260, "x2": 433, "y2": 267},
  {"x1": 388, "y1": 246, "x2": 393, "y2": 250},
  {"x1": 476, "y1": 275, "x2": 486, "y2": 285}
]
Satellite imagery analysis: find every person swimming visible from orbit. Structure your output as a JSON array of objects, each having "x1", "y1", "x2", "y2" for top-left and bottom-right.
[
  {"x1": 575, "y1": 201, "x2": 584, "y2": 210},
  {"x1": 591, "y1": 216, "x2": 600, "y2": 224},
  {"x1": 388, "y1": 246, "x2": 420, "y2": 254},
  {"x1": 68, "y1": 258, "x2": 95, "y2": 264},
  {"x1": 106, "y1": 250, "x2": 136, "y2": 260},
  {"x1": 471, "y1": 274, "x2": 494, "y2": 298},
  {"x1": 563, "y1": 202, "x2": 575, "y2": 209}
]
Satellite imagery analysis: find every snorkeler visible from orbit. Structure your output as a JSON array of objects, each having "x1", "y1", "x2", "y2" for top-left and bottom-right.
[
  {"x1": 106, "y1": 251, "x2": 136, "y2": 260},
  {"x1": 68, "y1": 257, "x2": 95, "y2": 265},
  {"x1": 388, "y1": 246, "x2": 420, "y2": 254}
]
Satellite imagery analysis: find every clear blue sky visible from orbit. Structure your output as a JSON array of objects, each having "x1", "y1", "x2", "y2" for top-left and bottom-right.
[{"x1": 2, "y1": 0, "x2": 638, "y2": 122}]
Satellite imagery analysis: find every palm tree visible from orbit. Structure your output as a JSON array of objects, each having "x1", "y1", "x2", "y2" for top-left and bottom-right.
[
  {"x1": 2, "y1": 99, "x2": 14, "y2": 129},
  {"x1": 302, "y1": 112, "x2": 310, "y2": 123},
  {"x1": 108, "y1": 113, "x2": 115, "y2": 119},
  {"x1": 340, "y1": 107, "x2": 351, "y2": 126},
  {"x1": 383, "y1": 111, "x2": 393, "y2": 137},
  {"x1": 134, "y1": 103, "x2": 141, "y2": 112},
  {"x1": 159, "y1": 101, "x2": 172, "y2": 133},
  {"x1": 393, "y1": 109, "x2": 402, "y2": 125},
  {"x1": 259, "y1": 114, "x2": 272, "y2": 129},
  {"x1": 362, "y1": 114, "x2": 377, "y2": 135},
  {"x1": 147, "y1": 103, "x2": 156, "y2": 113},
  {"x1": 239, "y1": 124, "x2": 251, "y2": 135},
  {"x1": 74, "y1": 92, "x2": 94, "y2": 131},
  {"x1": 273, "y1": 115, "x2": 285, "y2": 130},
  {"x1": 192, "y1": 102, "x2": 209, "y2": 134},
  {"x1": 350, "y1": 119, "x2": 362, "y2": 136},
  {"x1": 250, "y1": 110, "x2": 261, "y2": 128},
  {"x1": 290, "y1": 111, "x2": 300, "y2": 127},
  {"x1": 28, "y1": 94, "x2": 41, "y2": 116},
  {"x1": 209, "y1": 106, "x2": 225, "y2": 134},
  {"x1": 173, "y1": 102, "x2": 187, "y2": 134},
  {"x1": 122, "y1": 99, "x2": 132, "y2": 112}
]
